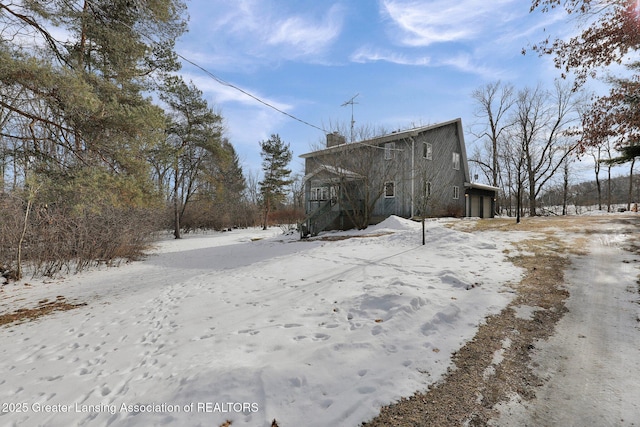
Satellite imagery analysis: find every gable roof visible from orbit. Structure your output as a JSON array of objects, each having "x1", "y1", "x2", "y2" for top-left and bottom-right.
[
  {"x1": 303, "y1": 164, "x2": 363, "y2": 183},
  {"x1": 300, "y1": 118, "x2": 464, "y2": 158},
  {"x1": 300, "y1": 117, "x2": 470, "y2": 182}
]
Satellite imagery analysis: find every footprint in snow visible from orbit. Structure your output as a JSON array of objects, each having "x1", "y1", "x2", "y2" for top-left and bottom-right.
[
  {"x1": 283, "y1": 323, "x2": 302, "y2": 328},
  {"x1": 312, "y1": 333, "x2": 330, "y2": 341},
  {"x1": 320, "y1": 399, "x2": 333, "y2": 409}
]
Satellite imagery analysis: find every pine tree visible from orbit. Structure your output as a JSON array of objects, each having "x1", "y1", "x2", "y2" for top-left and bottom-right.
[
  {"x1": 259, "y1": 134, "x2": 293, "y2": 230},
  {"x1": 160, "y1": 75, "x2": 223, "y2": 239},
  {"x1": 0, "y1": 0, "x2": 186, "y2": 175},
  {"x1": 211, "y1": 140, "x2": 247, "y2": 228}
]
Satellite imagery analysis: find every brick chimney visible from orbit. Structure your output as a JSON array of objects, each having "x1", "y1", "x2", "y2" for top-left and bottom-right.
[{"x1": 326, "y1": 132, "x2": 346, "y2": 147}]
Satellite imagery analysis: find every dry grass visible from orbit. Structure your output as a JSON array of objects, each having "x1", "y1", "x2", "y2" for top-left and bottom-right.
[
  {"x1": 0, "y1": 295, "x2": 87, "y2": 327},
  {"x1": 450, "y1": 214, "x2": 636, "y2": 234}
]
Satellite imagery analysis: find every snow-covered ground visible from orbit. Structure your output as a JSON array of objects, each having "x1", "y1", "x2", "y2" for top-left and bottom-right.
[
  {"x1": 0, "y1": 217, "x2": 523, "y2": 427},
  {"x1": 4, "y1": 215, "x2": 639, "y2": 427}
]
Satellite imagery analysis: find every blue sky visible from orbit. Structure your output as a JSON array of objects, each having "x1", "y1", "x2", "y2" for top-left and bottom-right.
[{"x1": 175, "y1": 0, "x2": 594, "y2": 180}]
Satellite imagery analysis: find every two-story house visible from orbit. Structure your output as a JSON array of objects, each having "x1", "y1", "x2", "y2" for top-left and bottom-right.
[{"x1": 299, "y1": 118, "x2": 497, "y2": 237}]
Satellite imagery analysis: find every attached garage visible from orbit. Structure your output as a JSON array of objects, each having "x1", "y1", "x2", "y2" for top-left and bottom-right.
[{"x1": 465, "y1": 183, "x2": 499, "y2": 219}]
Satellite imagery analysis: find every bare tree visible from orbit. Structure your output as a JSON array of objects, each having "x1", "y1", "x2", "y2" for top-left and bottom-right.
[
  {"x1": 511, "y1": 82, "x2": 581, "y2": 216},
  {"x1": 488, "y1": 130, "x2": 516, "y2": 216},
  {"x1": 245, "y1": 169, "x2": 261, "y2": 206},
  {"x1": 310, "y1": 142, "x2": 399, "y2": 229},
  {"x1": 586, "y1": 145, "x2": 603, "y2": 210},
  {"x1": 406, "y1": 159, "x2": 450, "y2": 244},
  {"x1": 560, "y1": 144, "x2": 576, "y2": 215},
  {"x1": 289, "y1": 173, "x2": 305, "y2": 209},
  {"x1": 470, "y1": 81, "x2": 515, "y2": 188},
  {"x1": 319, "y1": 120, "x2": 389, "y2": 147},
  {"x1": 304, "y1": 123, "x2": 400, "y2": 231},
  {"x1": 605, "y1": 142, "x2": 615, "y2": 212}
]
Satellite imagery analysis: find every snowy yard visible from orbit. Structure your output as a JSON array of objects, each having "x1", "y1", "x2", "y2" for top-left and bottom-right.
[{"x1": 0, "y1": 215, "x2": 638, "y2": 426}]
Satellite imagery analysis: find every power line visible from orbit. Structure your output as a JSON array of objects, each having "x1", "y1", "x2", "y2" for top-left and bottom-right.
[
  {"x1": 60, "y1": 0, "x2": 329, "y2": 135},
  {"x1": 176, "y1": 54, "x2": 327, "y2": 134}
]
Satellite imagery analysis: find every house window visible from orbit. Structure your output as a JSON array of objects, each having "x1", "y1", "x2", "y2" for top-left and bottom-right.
[
  {"x1": 424, "y1": 181, "x2": 432, "y2": 198},
  {"x1": 311, "y1": 187, "x2": 330, "y2": 201},
  {"x1": 423, "y1": 142, "x2": 432, "y2": 160},
  {"x1": 322, "y1": 187, "x2": 330, "y2": 200},
  {"x1": 453, "y1": 186, "x2": 460, "y2": 200},
  {"x1": 384, "y1": 142, "x2": 395, "y2": 160},
  {"x1": 452, "y1": 152, "x2": 460, "y2": 170},
  {"x1": 384, "y1": 182, "x2": 395, "y2": 198}
]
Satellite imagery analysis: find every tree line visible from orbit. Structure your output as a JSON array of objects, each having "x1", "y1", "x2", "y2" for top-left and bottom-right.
[
  {"x1": 0, "y1": 1, "x2": 298, "y2": 280},
  {"x1": 2, "y1": 0, "x2": 638, "y2": 278},
  {"x1": 471, "y1": 0, "x2": 640, "y2": 219},
  {"x1": 541, "y1": 174, "x2": 640, "y2": 214}
]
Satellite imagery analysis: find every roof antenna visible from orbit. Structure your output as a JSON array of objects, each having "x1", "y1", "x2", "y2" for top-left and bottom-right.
[{"x1": 341, "y1": 93, "x2": 359, "y2": 143}]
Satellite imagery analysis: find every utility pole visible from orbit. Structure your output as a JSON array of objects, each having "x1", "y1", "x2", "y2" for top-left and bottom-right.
[{"x1": 341, "y1": 93, "x2": 359, "y2": 143}]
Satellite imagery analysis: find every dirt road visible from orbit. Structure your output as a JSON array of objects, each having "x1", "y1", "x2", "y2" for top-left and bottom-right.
[{"x1": 492, "y1": 218, "x2": 640, "y2": 426}]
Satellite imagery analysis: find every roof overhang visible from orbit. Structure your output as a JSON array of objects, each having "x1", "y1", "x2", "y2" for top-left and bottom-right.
[
  {"x1": 299, "y1": 118, "x2": 463, "y2": 159},
  {"x1": 464, "y1": 182, "x2": 500, "y2": 192},
  {"x1": 303, "y1": 164, "x2": 363, "y2": 183}
]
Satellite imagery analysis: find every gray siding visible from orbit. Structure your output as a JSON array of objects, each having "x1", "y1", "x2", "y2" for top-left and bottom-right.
[
  {"x1": 301, "y1": 118, "x2": 476, "y2": 231},
  {"x1": 370, "y1": 121, "x2": 467, "y2": 219}
]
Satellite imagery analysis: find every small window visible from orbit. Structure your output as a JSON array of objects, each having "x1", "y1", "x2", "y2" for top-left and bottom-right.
[
  {"x1": 311, "y1": 187, "x2": 329, "y2": 201},
  {"x1": 384, "y1": 142, "x2": 395, "y2": 160},
  {"x1": 453, "y1": 186, "x2": 460, "y2": 200},
  {"x1": 384, "y1": 182, "x2": 395, "y2": 198},
  {"x1": 452, "y1": 152, "x2": 460, "y2": 170},
  {"x1": 424, "y1": 181, "x2": 432, "y2": 198},
  {"x1": 330, "y1": 186, "x2": 338, "y2": 205},
  {"x1": 423, "y1": 142, "x2": 432, "y2": 160}
]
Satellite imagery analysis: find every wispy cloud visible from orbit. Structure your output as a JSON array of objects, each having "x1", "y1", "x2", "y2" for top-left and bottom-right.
[
  {"x1": 350, "y1": 46, "x2": 431, "y2": 66},
  {"x1": 500, "y1": 7, "x2": 568, "y2": 48},
  {"x1": 350, "y1": 45, "x2": 505, "y2": 79},
  {"x1": 201, "y1": 1, "x2": 345, "y2": 62},
  {"x1": 381, "y1": 0, "x2": 517, "y2": 46},
  {"x1": 436, "y1": 53, "x2": 507, "y2": 79},
  {"x1": 267, "y1": 5, "x2": 345, "y2": 56}
]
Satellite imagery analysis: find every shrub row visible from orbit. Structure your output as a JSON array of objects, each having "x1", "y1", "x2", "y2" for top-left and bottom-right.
[{"x1": 1, "y1": 195, "x2": 162, "y2": 278}]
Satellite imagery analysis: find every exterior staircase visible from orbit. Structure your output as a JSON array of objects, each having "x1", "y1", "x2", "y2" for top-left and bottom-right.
[{"x1": 299, "y1": 200, "x2": 340, "y2": 238}]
